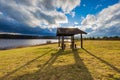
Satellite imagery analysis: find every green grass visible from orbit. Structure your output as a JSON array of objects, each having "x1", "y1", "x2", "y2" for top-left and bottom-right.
[{"x1": 0, "y1": 40, "x2": 120, "y2": 80}]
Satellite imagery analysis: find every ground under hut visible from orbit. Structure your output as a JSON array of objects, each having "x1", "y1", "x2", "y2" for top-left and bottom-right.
[{"x1": 56, "y1": 28, "x2": 87, "y2": 50}]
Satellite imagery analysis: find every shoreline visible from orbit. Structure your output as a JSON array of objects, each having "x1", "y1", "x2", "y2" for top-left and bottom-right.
[{"x1": 0, "y1": 42, "x2": 58, "y2": 50}]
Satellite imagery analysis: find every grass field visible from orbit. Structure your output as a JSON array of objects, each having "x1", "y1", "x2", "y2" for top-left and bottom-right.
[{"x1": 0, "y1": 40, "x2": 120, "y2": 80}]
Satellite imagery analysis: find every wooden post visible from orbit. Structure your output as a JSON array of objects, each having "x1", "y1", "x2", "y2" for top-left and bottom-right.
[
  {"x1": 80, "y1": 34, "x2": 83, "y2": 48},
  {"x1": 58, "y1": 36, "x2": 60, "y2": 47},
  {"x1": 61, "y1": 36, "x2": 64, "y2": 50},
  {"x1": 71, "y1": 35, "x2": 74, "y2": 49},
  {"x1": 73, "y1": 35, "x2": 74, "y2": 49},
  {"x1": 70, "y1": 36, "x2": 72, "y2": 49}
]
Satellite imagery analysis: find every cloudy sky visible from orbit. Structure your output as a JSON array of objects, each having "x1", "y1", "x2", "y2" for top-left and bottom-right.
[{"x1": 0, "y1": 0, "x2": 120, "y2": 36}]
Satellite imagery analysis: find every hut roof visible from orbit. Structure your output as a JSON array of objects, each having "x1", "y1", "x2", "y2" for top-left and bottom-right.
[{"x1": 56, "y1": 28, "x2": 87, "y2": 36}]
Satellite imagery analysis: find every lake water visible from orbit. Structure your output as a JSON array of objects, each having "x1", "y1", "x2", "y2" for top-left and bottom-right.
[{"x1": 0, "y1": 39, "x2": 58, "y2": 49}]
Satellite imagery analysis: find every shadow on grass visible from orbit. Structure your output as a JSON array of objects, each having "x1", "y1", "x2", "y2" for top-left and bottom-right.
[
  {"x1": 72, "y1": 49, "x2": 93, "y2": 80},
  {"x1": 0, "y1": 49, "x2": 53, "y2": 80},
  {"x1": 11, "y1": 49, "x2": 63, "y2": 80},
  {"x1": 82, "y1": 48, "x2": 120, "y2": 73},
  {"x1": 38, "y1": 49, "x2": 63, "y2": 72},
  {"x1": 7, "y1": 49, "x2": 94, "y2": 80}
]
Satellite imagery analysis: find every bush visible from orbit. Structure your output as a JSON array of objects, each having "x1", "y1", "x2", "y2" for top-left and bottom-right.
[{"x1": 46, "y1": 41, "x2": 52, "y2": 44}]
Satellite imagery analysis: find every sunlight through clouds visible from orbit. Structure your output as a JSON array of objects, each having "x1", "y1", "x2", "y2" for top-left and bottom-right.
[{"x1": 0, "y1": 0, "x2": 80, "y2": 28}]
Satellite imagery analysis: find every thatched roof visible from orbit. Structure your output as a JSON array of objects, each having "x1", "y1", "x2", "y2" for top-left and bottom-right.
[{"x1": 56, "y1": 28, "x2": 87, "y2": 36}]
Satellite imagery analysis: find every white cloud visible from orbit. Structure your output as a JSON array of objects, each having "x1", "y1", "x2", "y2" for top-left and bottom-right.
[
  {"x1": 95, "y1": 4, "x2": 102, "y2": 9},
  {"x1": 81, "y1": 14, "x2": 96, "y2": 26},
  {"x1": 0, "y1": 32, "x2": 21, "y2": 35},
  {"x1": 81, "y1": 3, "x2": 120, "y2": 36},
  {"x1": 56, "y1": 0, "x2": 80, "y2": 13},
  {"x1": 74, "y1": 22, "x2": 79, "y2": 25},
  {"x1": 0, "y1": 12, "x2": 2, "y2": 15},
  {"x1": 70, "y1": 12, "x2": 75, "y2": 18},
  {"x1": 0, "y1": 0, "x2": 80, "y2": 28}
]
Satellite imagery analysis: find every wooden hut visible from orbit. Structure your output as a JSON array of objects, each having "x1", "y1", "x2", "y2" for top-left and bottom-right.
[{"x1": 56, "y1": 28, "x2": 87, "y2": 50}]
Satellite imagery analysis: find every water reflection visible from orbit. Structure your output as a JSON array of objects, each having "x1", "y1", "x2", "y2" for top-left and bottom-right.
[{"x1": 0, "y1": 39, "x2": 58, "y2": 49}]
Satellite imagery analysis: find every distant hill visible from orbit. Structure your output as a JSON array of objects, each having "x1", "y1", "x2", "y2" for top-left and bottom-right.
[{"x1": 0, "y1": 34, "x2": 57, "y2": 39}]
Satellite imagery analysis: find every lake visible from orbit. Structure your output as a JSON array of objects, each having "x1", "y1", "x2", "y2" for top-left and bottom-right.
[{"x1": 0, "y1": 39, "x2": 58, "y2": 49}]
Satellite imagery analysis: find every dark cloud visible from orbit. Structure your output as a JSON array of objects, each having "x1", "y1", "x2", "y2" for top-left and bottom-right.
[
  {"x1": 0, "y1": 19, "x2": 56, "y2": 36},
  {"x1": 0, "y1": 0, "x2": 81, "y2": 36}
]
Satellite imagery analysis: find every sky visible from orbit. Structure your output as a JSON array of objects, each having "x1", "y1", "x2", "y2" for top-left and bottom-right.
[{"x1": 0, "y1": 0, "x2": 120, "y2": 37}]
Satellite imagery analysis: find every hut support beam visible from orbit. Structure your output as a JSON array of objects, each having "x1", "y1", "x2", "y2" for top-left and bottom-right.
[
  {"x1": 61, "y1": 36, "x2": 64, "y2": 50},
  {"x1": 71, "y1": 35, "x2": 74, "y2": 49},
  {"x1": 58, "y1": 36, "x2": 60, "y2": 47},
  {"x1": 80, "y1": 34, "x2": 83, "y2": 48}
]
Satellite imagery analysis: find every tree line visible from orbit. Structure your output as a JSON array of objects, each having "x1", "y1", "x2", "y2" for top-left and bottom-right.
[
  {"x1": 83, "y1": 36, "x2": 120, "y2": 40},
  {"x1": 0, "y1": 34, "x2": 57, "y2": 39},
  {"x1": 0, "y1": 34, "x2": 120, "y2": 40}
]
